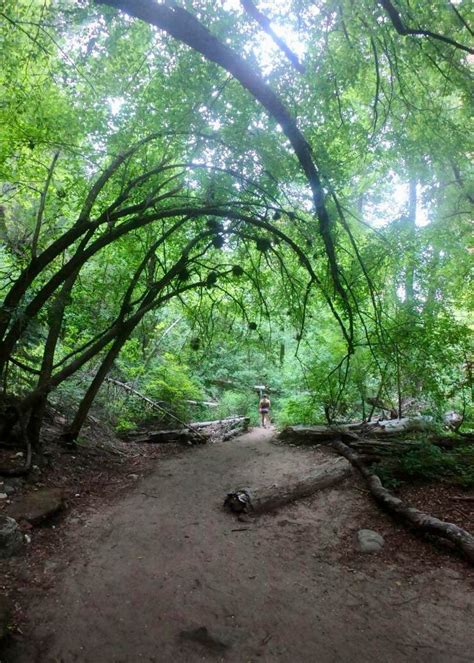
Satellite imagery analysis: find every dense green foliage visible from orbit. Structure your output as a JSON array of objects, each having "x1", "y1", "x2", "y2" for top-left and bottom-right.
[
  {"x1": 378, "y1": 442, "x2": 474, "y2": 489},
  {"x1": 0, "y1": 0, "x2": 472, "y2": 448}
]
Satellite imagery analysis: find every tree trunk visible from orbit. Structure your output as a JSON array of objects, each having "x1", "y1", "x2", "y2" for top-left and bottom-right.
[
  {"x1": 405, "y1": 177, "x2": 416, "y2": 306},
  {"x1": 224, "y1": 457, "x2": 352, "y2": 514},
  {"x1": 0, "y1": 135, "x2": 162, "y2": 355},
  {"x1": 65, "y1": 330, "x2": 132, "y2": 442},
  {"x1": 26, "y1": 275, "x2": 76, "y2": 447}
]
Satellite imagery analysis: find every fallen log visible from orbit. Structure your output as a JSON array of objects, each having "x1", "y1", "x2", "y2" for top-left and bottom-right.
[
  {"x1": 131, "y1": 429, "x2": 203, "y2": 445},
  {"x1": 280, "y1": 425, "x2": 470, "y2": 455},
  {"x1": 279, "y1": 425, "x2": 358, "y2": 444},
  {"x1": 185, "y1": 399, "x2": 219, "y2": 407},
  {"x1": 190, "y1": 416, "x2": 248, "y2": 430},
  {"x1": 130, "y1": 416, "x2": 249, "y2": 445},
  {"x1": 372, "y1": 416, "x2": 436, "y2": 433},
  {"x1": 330, "y1": 439, "x2": 474, "y2": 565},
  {"x1": 224, "y1": 457, "x2": 352, "y2": 514}
]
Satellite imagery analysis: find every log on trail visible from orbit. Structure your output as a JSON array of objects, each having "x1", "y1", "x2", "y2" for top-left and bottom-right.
[
  {"x1": 281, "y1": 417, "x2": 437, "y2": 441},
  {"x1": 331, "y1": 439, "x2": 474, "y2": 565},
  {"x1": 280, "y1": 425, "x2": 471, "y2": 456},
  {"x1": 279, "y1": 425, "x2": 358, "y2": 445},
  {"x1": 190, "y1": 416, "x2": 248, "y2": 430},
  {"x1": 131, "y1": 416, "x2": 249, "y2": 445},
  {"x1": 224, "y1": 457, "x2": 352, "y2": 514},
  {"x1": 131, "y1": 429, "x2": 202, "y2": 445}
]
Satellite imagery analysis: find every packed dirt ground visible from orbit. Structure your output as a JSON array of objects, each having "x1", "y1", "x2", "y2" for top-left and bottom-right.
[{"x1": 1, "y1": 427, "x2": 474, "y2": 662}]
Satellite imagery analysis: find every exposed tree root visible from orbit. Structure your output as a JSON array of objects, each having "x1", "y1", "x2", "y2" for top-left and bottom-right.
[{"x1": 330, "y1": 439, "x2": 474, "y2": 565}]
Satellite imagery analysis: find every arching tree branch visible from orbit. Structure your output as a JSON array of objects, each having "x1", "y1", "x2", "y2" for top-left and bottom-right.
[
  {"x1": 448, "y1": 1, "x2": 474, "y2": 37},
  {"x1": 96, "y1": 0, "x2": 354, "y2": 350},
  {"x1": 378, "y1": 0, "x2": 474, "y2": 54}
]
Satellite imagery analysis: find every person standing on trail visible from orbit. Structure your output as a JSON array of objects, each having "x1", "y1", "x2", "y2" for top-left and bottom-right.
[{"x1": 259, "y1": 393, "x2": 271, "y2": 428}]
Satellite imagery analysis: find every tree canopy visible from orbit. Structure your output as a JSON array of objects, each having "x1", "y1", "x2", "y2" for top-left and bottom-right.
[{"x1": 0, "y1": 0, "x2": 472, "y2": 446}]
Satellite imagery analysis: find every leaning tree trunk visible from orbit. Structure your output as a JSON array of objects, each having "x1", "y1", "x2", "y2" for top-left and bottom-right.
[
  {"x1": 26, "y1": 275, "x2": 76, "y2": 448},
  {"x1": 331, "y1": 439, "x2": 474, "y2": 565},
  {"x1": 65, "y1": 324, "x2": 135, "y2": 442},
  {"x1": 224, "y1": 457, "x2": 351, "y2": 514}
]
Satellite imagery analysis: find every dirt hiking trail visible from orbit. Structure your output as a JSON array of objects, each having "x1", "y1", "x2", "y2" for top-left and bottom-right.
[{"x1": 5, "y1": 427, "x2": 474, "y2": 662}]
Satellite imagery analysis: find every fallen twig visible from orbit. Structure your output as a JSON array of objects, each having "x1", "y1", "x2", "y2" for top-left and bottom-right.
[{"x1": 230, "y1": 527, "x2": 251, "y2": 532}]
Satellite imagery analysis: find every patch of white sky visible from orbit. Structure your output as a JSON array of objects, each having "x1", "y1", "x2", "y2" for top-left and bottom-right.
[
  {"x1": 109, "y1": 97, "x2": 126, "y2": 115},
  {"x1": 223, "y1": 0, "x2": 307, "y2": 75},
  {"x1": 365, "y1": 173, "x2": 430, "y2": 228}
]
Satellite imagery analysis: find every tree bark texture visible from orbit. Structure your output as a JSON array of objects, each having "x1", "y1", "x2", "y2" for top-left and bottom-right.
[{"x1": 224, "y1": 457, "x2": 351, "y2": 514}]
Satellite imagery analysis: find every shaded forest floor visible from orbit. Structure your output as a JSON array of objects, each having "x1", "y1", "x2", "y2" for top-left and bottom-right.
[{"x1": 2, "y1": 427, "x2": 474, "y2": 662}]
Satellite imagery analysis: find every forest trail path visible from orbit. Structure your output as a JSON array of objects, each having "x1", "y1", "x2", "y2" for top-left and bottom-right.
[{"x1": 7, "y1": 427, "x2": 474, "y2": 662}]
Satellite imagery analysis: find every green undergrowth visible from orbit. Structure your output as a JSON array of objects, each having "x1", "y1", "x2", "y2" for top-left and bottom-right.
[
  {"x1": 275, "y1": 394, "x2": 322, "y2": 427},
  {"x1": 376, "y1": 442, "x2": 474, "y2": 489}
]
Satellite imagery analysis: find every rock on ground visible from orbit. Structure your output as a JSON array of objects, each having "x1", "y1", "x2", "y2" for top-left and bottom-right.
[
  {"x1": 357, "y1": 528, "x2": 385, "y2": 553},
  {"x1": 0, "y1": 515, "x2": 24, "y2": 558},
  {"x1": 179, "y1": 626, "x2": 231, "y2": 654},
  {"x1": 6, "y1": 488, "x2": 64, "y2": 525},
  {"x1": 3, "y1": 478, "x2": 24, "y2": 496}
]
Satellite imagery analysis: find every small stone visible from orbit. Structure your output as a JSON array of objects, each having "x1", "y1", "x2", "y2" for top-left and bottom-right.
[
  {"x1": 128, "y1": 474, "x2": 139, "y2": 480},
  {"x1": 179, "y1": 626, "x2": 231, "y2": 653},
  {"x1": 357, "y1": 529, "x2": 384, "y2": 553},
  {"x1": 4, "y1": 482, "x2": 18, "y2": 496},
  {"x1": 6, "y1": 478, "x2": 24, "y2": 491},
  {"x1": 0, "y1": 493, "x2": 7, "y2": 500}
]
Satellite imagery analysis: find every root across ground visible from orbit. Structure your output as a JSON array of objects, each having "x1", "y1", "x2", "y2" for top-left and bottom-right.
[{"x1": 3, "y1": 427, "x2": 474, "y2": 662}]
